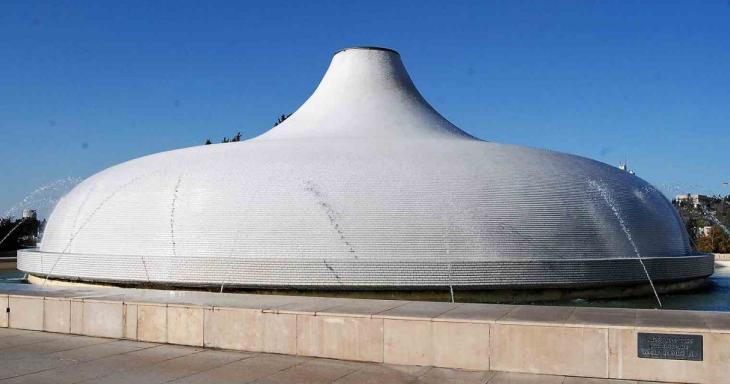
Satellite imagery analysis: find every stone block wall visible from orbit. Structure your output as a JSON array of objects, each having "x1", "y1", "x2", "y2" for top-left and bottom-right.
[{"x1": 2, "y1": 290, "x2": 730, "y2": 384}]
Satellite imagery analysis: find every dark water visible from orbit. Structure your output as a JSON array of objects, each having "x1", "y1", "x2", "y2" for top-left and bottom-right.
[
  {"x1": 1, "y1": 263, "x2": 728, "y2": 311},
  {"x1": 555, "y1": 261, "x2": 730, "y2": 311},
  {"x1": 0, "y1": 269, "x2": 25, "y2": 283}
]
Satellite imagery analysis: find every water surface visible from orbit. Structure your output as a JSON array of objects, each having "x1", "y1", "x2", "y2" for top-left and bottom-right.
[
  {"x1": 555, "y1": 261, "x2": 730, "y2": 311},
  {"x1": 0, "y1": 268, "x2": 25, "y2": 283}
]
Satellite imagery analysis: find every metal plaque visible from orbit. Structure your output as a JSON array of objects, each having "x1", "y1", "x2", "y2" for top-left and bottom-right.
[{"x1": 638, "y1": 333, "x2": 703, "y2": 361}]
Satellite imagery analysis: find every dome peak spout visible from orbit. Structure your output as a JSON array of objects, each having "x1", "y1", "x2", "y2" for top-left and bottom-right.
[{"x1": 256, "y1": 47, "x2": 475, "y2": 140}]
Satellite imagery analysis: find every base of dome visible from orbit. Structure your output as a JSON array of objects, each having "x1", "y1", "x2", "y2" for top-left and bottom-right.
[
  {"x1": 26, "y1": 272, "x2": 711, "y2": 304},
  {"x1": 18, "y1": 249, "x2": 714, "y2": 292}
]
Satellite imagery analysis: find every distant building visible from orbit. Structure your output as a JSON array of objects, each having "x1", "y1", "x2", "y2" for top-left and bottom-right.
[
  {"x1": 22, "y1": 209, "x2": 37, "y2": 220},
  {"x1": 675, "y1": 194, "x2": 711, "y2": 209},
  {"x1": 699, "y1": 226, "x2": 714, "y2": 237}
]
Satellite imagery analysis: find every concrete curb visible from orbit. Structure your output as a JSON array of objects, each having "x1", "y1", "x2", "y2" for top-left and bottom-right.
[{"x1": 2, "y1": 284, "x2": 729, "y2": 383}]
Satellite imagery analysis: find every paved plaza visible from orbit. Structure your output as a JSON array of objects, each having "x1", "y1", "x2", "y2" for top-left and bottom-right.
[{"x1": 0, "y1": 328, "x2": 674, "y2": 384}]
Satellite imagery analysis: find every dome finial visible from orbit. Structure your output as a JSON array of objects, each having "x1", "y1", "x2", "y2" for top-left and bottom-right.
[{"x1": 334, "y1": 46, "x2": 400, "y2": 56}]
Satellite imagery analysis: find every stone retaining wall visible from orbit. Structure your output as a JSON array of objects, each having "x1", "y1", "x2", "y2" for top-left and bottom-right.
[{"x1": 2, "y1": 287, "x2": 729, "y2": 384}]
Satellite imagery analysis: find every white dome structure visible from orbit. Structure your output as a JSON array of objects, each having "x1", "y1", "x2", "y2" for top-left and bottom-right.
[{"x1": 19, "y1": 47, "x2": 713, "y2": 289}]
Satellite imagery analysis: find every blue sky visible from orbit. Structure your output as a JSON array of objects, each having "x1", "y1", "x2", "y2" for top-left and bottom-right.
[{"x1": 1, "y1": 1, "x2": 729, "y2": 218}]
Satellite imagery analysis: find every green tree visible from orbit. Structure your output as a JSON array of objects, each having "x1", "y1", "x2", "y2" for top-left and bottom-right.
[{"x1": 696, "y1": 225, "x2": 730, "y2": 253}]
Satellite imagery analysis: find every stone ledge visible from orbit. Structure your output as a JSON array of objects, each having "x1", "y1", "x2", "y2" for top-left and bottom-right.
[{"x1": 2, "y1": 284, "x2": 730, "y2": 383}]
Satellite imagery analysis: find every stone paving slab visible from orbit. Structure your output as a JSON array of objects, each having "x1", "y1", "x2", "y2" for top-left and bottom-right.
[
  {"x1": 497, "y1": 305, "x2": 575, "y2": 326},
  {"x1": 0, "y1": 332, "x2": 64, "y2": 350},
  {"x1": 374, "y1": 301, "x2": 460, "y2": 320},
  {"x1": 265, "y1": 297, "x2": 353, "y2": 316},
  {"x1": 434, "y1": 303, "x2": 513, "y2": 323},
  {"x1": 2, "y1": 335, "x2": 113, "y2": 361},
  {"x1": 87, "y1": 349, "x2": 248, "y2": 384},
  {"x1": 315, "y1": 298, "x2": 407, "y2": 318},
  {"x1": 0, "y1": 329, "x2": 677, "y2": 384},
  {"x1": 170, "y1": 354, "x2": 307, "y2": 384},
  {"x1": 566, "y1": 307, "x2": 638, "y2": 329}
]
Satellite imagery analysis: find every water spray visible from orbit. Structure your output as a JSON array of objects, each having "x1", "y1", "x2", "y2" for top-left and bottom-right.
[
  {"x1": 589, "y1": 179, "x2": 663, "y2": 308},
  {"x1": 0, "y1": 217, "x2": 28, "y2": 248},
  {"x1": 442, "y1": 227, "x2": 455, "y2": 303},
  {"x1": 3, "y1": 177, "x2": 82, "y2": 219}
]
